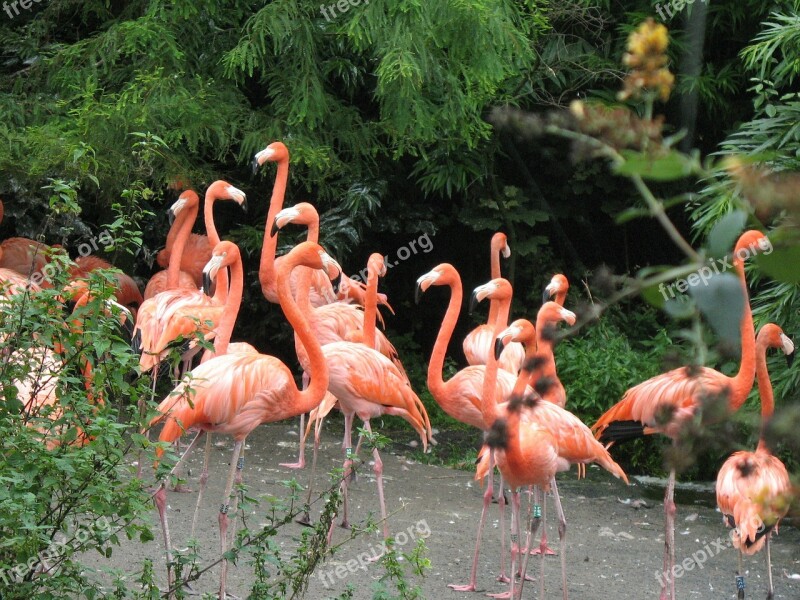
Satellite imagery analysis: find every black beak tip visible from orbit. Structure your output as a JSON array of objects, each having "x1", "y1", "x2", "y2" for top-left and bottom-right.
[
  {"x1": 131, "y1": 329, "x2": 141, "y2": 354},
  {"x1": 542, "y1": 288, "x2": 550, "y2": 304},
  {"x1": 168, "y1": 209, "x2": 176, "y2": 227},
  {"x1": 415, "y1": 283, "x2": 423, "y2": 305},
  {"x1": 270, "y1": 221, "x2": 279, "y2": 238},
  {"x1": 203, "y1": 273, "x2": 212, "y2": 296},
  {"x1": 251, "y1": 158, "x2": 259, "y2": 175},
  {"x1": 124, "y1": 318, "x2": 135, "y2": 339},
  {"x1": 241, "y1": 199, "x2": 248, "y2": 213},
  {"x1": 469, "y1": 290, "x2": 479, "y2": 315},
  {"x1": 494, "y1": 338, "x2": 505, "y2": 361},
  {"x1": 331, "y1": 272, "x2": 342, "y2": 294},
  {"x1": 787, "y1": 352, "x2": 795, "y2": 369}
]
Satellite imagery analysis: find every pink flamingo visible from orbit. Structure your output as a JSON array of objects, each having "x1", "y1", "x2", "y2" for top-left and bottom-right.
[
  {"x1": 462, "y1": 232, "x2": 524, "y2": 372},
  {"x1": 542, "y1": 273, "x2": 569, "y2": 305},
  {"x1": 151, "y1": 240, "x2": 340, "y2": 599},
  {"x1": 592, "y1": 230, "x2": 770, "y2": 600},
  {"x1": 144, "y1": 191, "x2": 201, "y2": 299},
  {"x1": 716, "y1": 323, "x2": 793, "y2": 600}
]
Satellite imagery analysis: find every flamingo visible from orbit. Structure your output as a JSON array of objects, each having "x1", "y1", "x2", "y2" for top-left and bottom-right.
[
  {"x1": 543, "y1": 273, "x2": 569, "y2": 305},
  {"x1": 133, "y1": 181, "x2": 247, "y2": 375},
  {"x1": 151, "y1": 241, "x2": 340, "y2": 599},
  {"x1": 475, "y1": 285, "x2": 626, "y2": 599},
  {"x1": 270, "y1": 203, "x2": 399, "y2": 469},
  {"x1": 416, "y1": 265, "x2": 529, "y2": 590},
  {"x1": 68, "y1": 255, "x2": 143, "y2": 319},
  {"x1": 462, "y1": 232, "x2": 524, "y2": 373},
  {"x1": 144, "y1": 191, "x2": 201, "y2": 299},
  {"x1": 592, "y1": 229, "x2": 770, "y2": 600},
  {"x1": 494, "y1": 305, "x2": 575, "y2": 559},
  {"x1": 296, "y1": 252, "x2": 393, "y2": 524},
  {"x1": 154, "y1": 194, "x2": 213, "y2": 290},
  {"x1": 716, "y1": 323, "x2": 794, "y2": 600}
]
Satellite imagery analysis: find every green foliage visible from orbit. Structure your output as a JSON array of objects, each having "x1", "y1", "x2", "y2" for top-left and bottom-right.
[{"x1": 0, "y1": 270, "x2": 154, "y2": 598}]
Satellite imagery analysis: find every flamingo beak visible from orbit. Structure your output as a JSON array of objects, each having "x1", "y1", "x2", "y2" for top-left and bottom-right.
[
  {"x1": 415, "y1": 282, "x2": 423, "y2": 305},
  {"x1": 131, "y1": 329, "x2": 141, "y2": 354},
  {"x1": 494, "y1": 336, "x2": 507, "y2": 361},
  {"x1": 251, "y1": 156, "x2": 260, "y2": 174},
  {"x1": 270, "y1": 219, "x2": 280, "y2": 238},
  {"x1": 202, "y1": 255, "x2": 224, "y2": 297},
  {"x1": 469, "y1": 284, "x2": 492, "y2": 315},
  {"x1": 542, "y1": 284, "x2": 553, "y2": 305},
  {"x1": 107, "y1": 299, "x2": 135, "y2": 339},
  {"x1": 321, "y1": 252, "x2": 343, "y2": 292},
  {"x1": 788, "y1": 350, "x2": 795, "y2": 369},
  {"x1": 240, "y1": 198, "x2": 248, "y2": 213},
  {"x1": 168, "y1": 207, "x2": 176, "y2": 226}
]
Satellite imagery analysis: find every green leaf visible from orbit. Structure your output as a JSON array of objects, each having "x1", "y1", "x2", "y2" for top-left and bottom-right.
[
  {"x1": 756, "y1": 243, "x2": 800, "y2": 283},
  {"x1": 615, "y1": 150, "x2": 697, "y2": 181},
  {"x1": 706, "y1": 210, "x2": 747, "y2": 258},
  {"x1": 689, "y1": 273, "x2": 744, "y2": 348}
]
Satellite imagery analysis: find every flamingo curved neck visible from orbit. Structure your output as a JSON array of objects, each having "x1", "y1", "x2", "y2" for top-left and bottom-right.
[
  {"x1": 728, "y1": 260, "x2": 756, "y2": 411},
  {"x1": 363, "y1": 266, "x2": 379, "y2": 348},
  {"x1": 204, "y1": 190, "x2": 228, "y2": 302},
  {"x1": 166, "y1": 203, "x2": 197, "y2": 289},
  {"x1": 427, "y1": 276, "x2": 462, "y2": 403},
  {"x1": 754, "y1": 337, "x2": 774, "y2": 450},
  {"x1": 259, "y1": 158, "x2": 289, "y2": 297},
  {"x1": 277, "y1": 255, "x2": 329, "y2": 411},
  {"x1": 212, "y1": 257, "x2": 244, "y2": 356},
  {"x1": 488, "y1": 246, "x2": 502, "y2": 324}
]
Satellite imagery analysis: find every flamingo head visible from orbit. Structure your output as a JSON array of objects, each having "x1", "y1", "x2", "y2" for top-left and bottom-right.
[
  {"x1": 287, "y1": 241, "x2": 342, "y2": 290},
  {"x1": 271, "y1": 202, "x2": 317, "y2": 237},
  {"x1": 543, "y1": 273, "x2": 569, "y2": 304},
  {"x1": 470, "y1": 277, "x2": 512, "y2": 314},
  {"x1": 538, "y1": 301, "x2": 576, "y2": 327},
  {"x1": 252, "y1": 141, "x2": 289, "y2": 173},
  {"x1": 758, "y1": 323, "x2": 795, "y2": 368},
  {"x1": 368, "y1": 253, "x2": 387, "y2": 278},
  {"x1": 494, "y1": 318, "x2": 535, "y2": 361},
  {"x1": 733, "y1": 230, "x2": 770, "y2": 264},
  {"x1": 491, "y1": 232, "x2": 510, "y2": 259},
  {"x1": 167, "y1": 190, "x2": 199, "y2": 226},
  {"x1": 206, "y1": 180, "x2": 248, "y2": 212},
  {"x1": 415, "y1": 263, "x2": 458, "y2": 304},
  {"x1": 202, "y1": 241, "x2": 241, "y2": 296}
]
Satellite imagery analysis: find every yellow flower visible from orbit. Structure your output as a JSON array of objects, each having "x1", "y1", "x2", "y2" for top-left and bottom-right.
[{"x1": 620, "y1": 18, "x2": 674, "y2": 103}]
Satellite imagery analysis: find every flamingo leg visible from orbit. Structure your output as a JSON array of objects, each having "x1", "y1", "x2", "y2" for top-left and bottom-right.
[
  {"x1": 737, "y1": 547, "x2": 745, "y2": 600},
  {"x1": 660, "y1": 468, "x2": 676, "y2": 600},
  {"x1": 550, "y1": 477, "x2": 568, "y2": 600},
  {"x1": 226, "y1": 447, "x2": 246, "y2": 550},
  {"x1": 488, "y1": 489, "x2": 522, "y2": 600},
  {"x1": 154, "y1": 485, "x2": 175, "y2": 592},
  {"x1": 190, "y1": 432, "x2": 212, "y2": 540},
  {"x1": 766, "y1": 534, "x2": 774, "y2": 600},
  {"x1": 136, "y1": 371, "x2": 159, "y2": 478},
  {"x1": 448, "y1": 452, "x2": 495, "y2": 592},
  {"x1": 280, "y1": 371, "x2": 309, "y2": 469},
  {"x1": 338, "y1": 412, "x2": 355, "y2": 530},
  {"x1": 218, "y1": 440, "x2": 243, "y2": 600},
  {"x1": 518, "y1": 487, "x2": 543, "y2": 600},
  {"x1": 364, "y1": 421, "x2": 390, "y2": 540},
  {"x1": 497, "y1": 474, "x2": 509, "y2": 583},
  {"x1": 297, "y1": 414, "x2": 324, "y2": 526},
  {"x1": 530, "y1": 486, "x2": 556, "y2": 556}
]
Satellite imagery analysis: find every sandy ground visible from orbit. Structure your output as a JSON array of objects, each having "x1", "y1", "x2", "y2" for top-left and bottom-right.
[{"x1": 86, "y1": 421, "x2": 800, "y2": 599}]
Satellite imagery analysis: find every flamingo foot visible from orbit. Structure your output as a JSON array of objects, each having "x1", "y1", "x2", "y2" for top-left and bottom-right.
[
  {"x1": 527, "y1": 545, "x2": 556, "y2": 556},
  {"x1": 486, "y1": 591, "x2": 514, "y2": 599},
  {"x1": 278, "y1": 460, "x2": 305, "y2": 469},
  {"x1": 496, "y1": 574, "x2": 510, "y2": 583},
  {"x1": 447, "y1": 583, "x2": 478, "y2": 592},
  {"x1": 170, "y1": 482, "x2": 194, "y2": 493}
]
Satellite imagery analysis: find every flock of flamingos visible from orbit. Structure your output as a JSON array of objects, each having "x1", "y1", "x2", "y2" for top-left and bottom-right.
[{"x1": 0, "y1": 141, "x2": 795, "y2": 600}]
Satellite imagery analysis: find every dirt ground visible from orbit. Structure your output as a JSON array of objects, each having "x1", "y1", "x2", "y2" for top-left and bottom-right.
[{"x1": 88, "y1": 421, "x2": 800, "y2": 599}]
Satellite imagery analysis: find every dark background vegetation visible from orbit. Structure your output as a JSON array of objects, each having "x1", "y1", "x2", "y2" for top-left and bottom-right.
[{"x1": 1, "y1": 0, "x2": 798, "y2": 479}]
